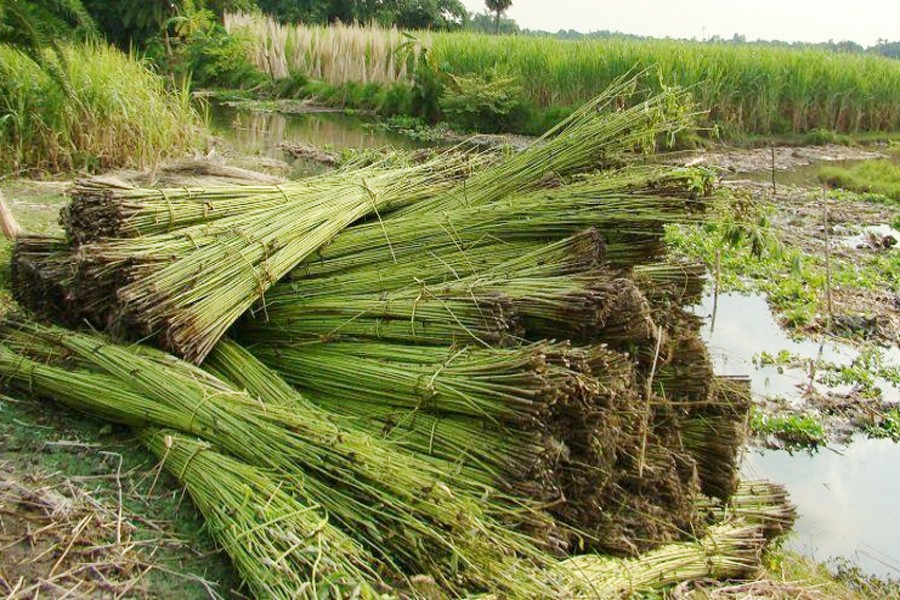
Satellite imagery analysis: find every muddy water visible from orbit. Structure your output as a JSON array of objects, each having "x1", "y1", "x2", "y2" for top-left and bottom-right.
[
  {"x1": 743, "y1": 440, "x2": 900, "y2": 577},
  {"x1": 208, "y1": 105, "x2": 422, "y2": 177},
  {"x1": 694, "y1": 292, "x2": 900, "y2": 577},
  {"x1": 695, "y1": 292, "x2": 899, "y2": 404},
  {"x1": 732, "y1": 149, "x2": 900, "y2": 188}
]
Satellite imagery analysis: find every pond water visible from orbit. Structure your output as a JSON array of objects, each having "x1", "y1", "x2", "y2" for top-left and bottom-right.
[
  {"x1": 693, "y1": 292, "x2": 900, "y2": 577},
  {"x1": 734, "y1": 149, "x2": 900, "y2": 188},
  {"x1": 694, "y1": 292, "x2": 899, "y2": 404},
  {"x1": 208, "y1": 105, "x2": 422, "y2": 177},
  {"x1": 743, "y1": 440, "x2": 900, "y2": 577}
]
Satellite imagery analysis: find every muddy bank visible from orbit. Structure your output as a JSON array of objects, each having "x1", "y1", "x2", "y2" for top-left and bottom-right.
[{"x1": 693, "y1": 144, "x2": 887, "y2": 174}]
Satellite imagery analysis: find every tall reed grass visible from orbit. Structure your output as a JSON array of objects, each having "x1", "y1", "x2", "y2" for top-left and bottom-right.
[
  {"x1": 227, "y1": 12, "x2": 900, "y2": 135},
  {"x1": 226, "y1": 12, "x2": 422, "y2": 84},
  {"x1": 0, "y1": 43, "x2": 203, "y2": 174}
]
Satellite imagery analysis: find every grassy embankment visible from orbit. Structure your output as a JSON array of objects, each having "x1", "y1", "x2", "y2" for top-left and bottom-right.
[
  {"x1": 0, "y1": 43, "x2": 203, "y2": 175},
  {"x1": 821, "y1": 159, "x2": 900, "y2": 203},
  {"x1": 226, "y1": 13, "x2": 900, "y2": 139}
]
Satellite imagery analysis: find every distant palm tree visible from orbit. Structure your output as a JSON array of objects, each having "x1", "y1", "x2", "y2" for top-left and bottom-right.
[
  {"x1": 0, "y1": 0, "x2": 95, "y2": 91},
  {"x1": 484, "y1": 0, "x2": 512, "y2": 35}
]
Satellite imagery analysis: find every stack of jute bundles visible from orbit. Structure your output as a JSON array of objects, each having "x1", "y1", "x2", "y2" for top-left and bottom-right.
[{"x1": 6, "y1": 74, "x2": 760, "y2": 597}]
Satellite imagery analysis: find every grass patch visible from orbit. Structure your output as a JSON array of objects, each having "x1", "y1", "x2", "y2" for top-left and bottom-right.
[
  {"x1": 0, "y1": 43, "x2": 204, "y2": 175},
  {"x1": 820, "y1": 159, "x2": 900, "y2": 202}
]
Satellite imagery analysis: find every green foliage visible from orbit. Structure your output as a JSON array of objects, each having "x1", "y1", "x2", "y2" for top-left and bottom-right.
[
  {"x1": 409, "y1": 43, "x2": 442, "y2": 122},
  {"x1": 426, "y1": 32, "x2": 900, "y2": 135},
  {"x1": 439, "y1": 69, "x2": 526, "y2": 132},
  {"x1": 256, "y1": 0, "x2": 467, "y2": 30},
  {"x1": 865, "y1": 409, "x2": 900, "y2": 442},
  {"x1": 83, "y1": 0, "x2": 254, "y2": 49},
  {"x1": 820, "y1": 159, "x2": 900, "y2": 202},
  {"x1": 176, "y1": 23, "x2": 267, "y2": 88},
  {"x1": 0, "y1": 0, "x2": 95, "y2": 92},
  {"x1": 751, "y1": 407, "x2": 827, "y2": 453},
  {"x1": 0, "y1": 43, "x2": 202, "y2": 174}
]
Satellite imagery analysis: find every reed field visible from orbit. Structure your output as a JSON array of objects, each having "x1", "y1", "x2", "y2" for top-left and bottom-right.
[
  {"x1": 227, "y1": 12, "x2": 900, "y2": 136},
  {"x1": 0, "y1": 43, "x2": 203, "y2": 174}
]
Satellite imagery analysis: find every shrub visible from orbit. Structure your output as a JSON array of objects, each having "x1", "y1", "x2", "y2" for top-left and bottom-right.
[{"x1": 439, "y1": 69, "x2": 526, "y2": 133}]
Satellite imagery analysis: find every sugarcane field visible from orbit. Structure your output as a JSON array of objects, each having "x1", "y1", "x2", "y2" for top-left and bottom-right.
[{"x1": 1, "y1": 1, "x2": 899, "y2": 598}]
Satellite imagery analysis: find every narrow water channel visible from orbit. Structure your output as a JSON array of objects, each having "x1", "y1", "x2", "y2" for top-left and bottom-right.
[{"x1": 208, "y1": 105, "x2": 424, "y2": 178}]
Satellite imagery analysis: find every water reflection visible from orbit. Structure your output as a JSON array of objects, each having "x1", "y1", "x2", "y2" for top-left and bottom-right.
[
  {"x1": 208, "y1": 105, "x2": 420, "y2": 166},
  {"x1": 694, "y1": 292, "x2": 898, "y2": 404},
  {"x1": 695, "y1": 292, "x2": 900, "y2": 577},
  {"x1": 743, "y1": 441, "x2": 900, "y2": 577}
]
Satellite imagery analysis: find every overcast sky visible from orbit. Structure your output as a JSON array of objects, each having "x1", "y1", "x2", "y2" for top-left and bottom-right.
[{"x1": 459, "y1": 0, "x2": 900, "y2": 46}]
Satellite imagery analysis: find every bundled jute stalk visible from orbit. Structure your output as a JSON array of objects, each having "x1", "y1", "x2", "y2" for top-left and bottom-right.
[
  {"x1": 248, "y1": 341, "x2": 559, "y2": 425},
  {"x1": 241, "y1": 287, "x2": 523, "y2": 346},
  {"x1": 391, "y1": 73, "x2": 698, "y2": 217},
  {"x1": 204, "y1": 339, "x2": 569, "y2": 550},
  {"x1": 681, "y1": 376, "x2": 752, "y2": 500},
  {"x1": 557, "y1": 522, "x2": 764, "y2": 597},
  {"x1": 75, "y1": 153, "x2": 478, "y2": 363},
  {"x1": 11, "y1": 236, "x2": 76, "y2": 321},
  {"x1": 293, "y1": 167, "x2": 711, "y2": 282},
  {"x1": 284, "y1": 227, "x2": 608, "y2": 301},
  {"x1": 0, "y1": 318, "x2": 561, "y2": 596},
  {"x1": 633, "y1": 261, "x2": 708, "y2": 308},
  {"x1": 141, "y1": 429, "x2": 384, "y2": 599}
]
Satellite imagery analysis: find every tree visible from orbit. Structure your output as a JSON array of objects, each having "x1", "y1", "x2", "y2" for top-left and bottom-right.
[
  {"x1": 467, "y1": 10, "x2": 517, "y2": 34},
  {"x1": 484, "y1": 0, "x2": 511, "y2": 34}
]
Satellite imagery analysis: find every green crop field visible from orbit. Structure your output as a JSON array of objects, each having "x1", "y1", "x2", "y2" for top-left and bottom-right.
[{"x1": 229, "y1": 13, "x2": 900, "y2": 137}]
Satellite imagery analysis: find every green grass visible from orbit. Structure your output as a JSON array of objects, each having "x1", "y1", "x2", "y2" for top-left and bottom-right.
[
  {"x1": 820, "y1": 160, "x2": 900, "y2": 202},
  {"x1": 428, "y1": 34, "x2": 900, "y2": 137},
  {"x1": 229, "y1": 15, "x2": 900, "y2": 138},
  {"x1": 0, "y1": 42, "x2": 204, "y2": 175}
]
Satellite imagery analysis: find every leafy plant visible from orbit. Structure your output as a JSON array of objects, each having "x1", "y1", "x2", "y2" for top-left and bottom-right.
[
  {"x1": 0, "y1": 0, "x2": 95, "y2": 92},
  {"x1": 439, "y1": 68, "x2": 527, "y2": 133},
  {"x1": 751, "y1": 407, "x2": 826, "y2": 453}
]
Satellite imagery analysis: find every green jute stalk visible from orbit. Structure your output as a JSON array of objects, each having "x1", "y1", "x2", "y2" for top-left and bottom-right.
[
  {"x1": 240, "y1": 287, "x2": 523, "y2": 347},
  {"x1": 63, "y1": 154, "x2": 491, "y2": 242},
  {"x1": 293, "y1": 167, "x2": 711, "y2": 281},
  {"x1": 557, "y1": 522, "x2": 764, "y2": 597},
  {"x1": 391, "y1": 73, "x2": 698, "y2": 217},
  {"x1": 140, "y1": 428, "x2": 386, "y2": 599},
  {"x1": 680, "y1": 376, "x2": 751, "y2": 501},
  {"x1": 204, "y1": 338, "x2": 571, "y2": 552},
  {"x1": 286, "y1": 227, "x2": 607, "y2": 297},
  {"x1": 246, "y1": 340, "x2": 558, "y2": 425},
  {"x1": 77, "y1": 153, "x2": 474, "y2": 363},
  {"x1": 0, "y1": 319, "x2": 561, "y2": 596}
]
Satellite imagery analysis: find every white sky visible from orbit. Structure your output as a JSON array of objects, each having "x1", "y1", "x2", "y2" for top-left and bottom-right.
[{"x1": 460, "y1": 0, "x2": 900, "y2": 46}]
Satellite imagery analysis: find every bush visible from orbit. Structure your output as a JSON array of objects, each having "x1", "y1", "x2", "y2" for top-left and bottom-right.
[
  {"x1": 439, "y1": 69, "x2": 527, "y2": 133},
  {"x1": 178, "y1": 24, "x2": 267, "y2": 89},
  {"x1": 0, "y1": 43, "x2": 203, "y2": 174}
]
